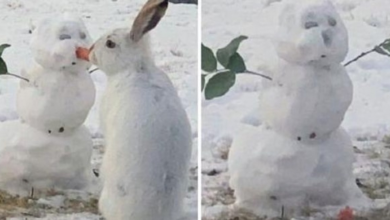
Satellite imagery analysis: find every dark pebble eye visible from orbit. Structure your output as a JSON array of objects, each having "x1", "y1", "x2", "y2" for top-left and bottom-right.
[
  {"x1": 106, "y1": 40, "x2": 116, "y2": 49},
  {"x1": 328, "y1": 17, "x2": 337, "y2": 26},
  {"x1": 59, "y1": 34, "x2": 71, "y2": 40},
  {"x1": 80, "y1": 32, "x2": 86, "y2": 39},
  {"x1": 304, "y1": 21, "x2": 319, "y2": 29}
]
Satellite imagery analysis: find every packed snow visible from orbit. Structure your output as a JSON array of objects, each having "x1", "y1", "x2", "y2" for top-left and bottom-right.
[
  {"x1": 202, "y1": 0, "x2": 390, "y2": 219},
  {"x1": 0, "y1": 0, "x2": 198, "y2": 219}
]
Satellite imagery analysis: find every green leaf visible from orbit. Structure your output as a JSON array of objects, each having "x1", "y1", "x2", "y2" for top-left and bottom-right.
[
  {"x1": 0, "y1": 44, "x2": 10, "y2": 57},
  {"x1": 0, "y1": 58, "x2": 8, "y2": 75},
  {"x1": 375, "y1": 46, "x2": 388, "y2": 56},
  {"x1": 204, "y1": 70, "x2": 236, "y2": 100},
  {"x1": 201, "y1": 74, "x2": 206, "y2": 91},
  {"x1": 381, "y1": 40, "x2": 390, "y2": 53},
  {"x1": 202, "y1": 44, "x2": 217, "y2": 72},
  {"x1": 227, "y1": 53, "x2": 246, "y2": 73},
  {"x1": 216, "y1": 35, "x2": 248, "y2": 68}
]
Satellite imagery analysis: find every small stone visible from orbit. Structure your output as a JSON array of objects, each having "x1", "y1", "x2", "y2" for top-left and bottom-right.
[
  {"x1": 48, "y1": 130, "x2": 52, "y2": 134},
  {"x1": 93, "y1": 169, "x2": 99, "y2": 177},
  {"x1": 297, "y1": 136, "x2": 302, "y2": 141},
  {"x1": 72, "y1": 62, "x2": 76, "y2": 65},
  {"x1": 207, "y1": 169, "x2": 220, "y2": 176},
  {"x1": 310, "y1": 132, "x2": 316, "y2": 139},
  {"x1": 59, "y1": 127, "x2": 64, "y2": 133}
]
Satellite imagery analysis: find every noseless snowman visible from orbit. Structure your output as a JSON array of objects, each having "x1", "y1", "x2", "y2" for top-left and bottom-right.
[
  {"x1": 228, "y1": 0, "x2": 369, "y2": 217},
  {"x1": 0, "y1": 13, "x2": 96, "y2": 196}
]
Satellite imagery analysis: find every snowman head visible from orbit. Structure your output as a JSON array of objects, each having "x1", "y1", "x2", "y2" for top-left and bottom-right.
[
  {"x1": 30, "y1": 13, "x2": 92, "y2": 71},
  {"x1": 275, "y1": 0, "x2": 348, "y2": 66}
]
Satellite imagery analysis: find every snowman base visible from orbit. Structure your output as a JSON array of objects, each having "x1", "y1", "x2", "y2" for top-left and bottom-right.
[
  {"x1": 228, "y1": 125, "x2": 370, "y2": 218},
  {"x1": 0, "y1": 120, "x2": 93, "y2": 196}
]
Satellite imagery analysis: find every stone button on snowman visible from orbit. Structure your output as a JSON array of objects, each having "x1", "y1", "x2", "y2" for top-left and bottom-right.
[
  {"x1": 0, "y1": 13, "x2": 96, "y2": 196},
  {"x1": 228, "y1": 0, "x2": 370, "y2": 218}
]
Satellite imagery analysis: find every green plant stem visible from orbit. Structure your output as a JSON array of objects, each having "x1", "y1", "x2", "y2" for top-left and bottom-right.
[
  {"x1": 244, "y1": 70, "x2": 272, "y2": 81},
  {"x1": 214, "y1": 69, "x2": 273, "y2": 81},
  {"x1": 5, "y1": 73, "x2": 29, "y2": 82},
  {"x1": 344, "y1": 48, "x2": 376, "y2": 67}
]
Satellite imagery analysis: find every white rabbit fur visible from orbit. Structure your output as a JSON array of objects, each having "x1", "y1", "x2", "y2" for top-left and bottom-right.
[
  {"x1": 88, "y1": 2, "x2": 192, "y2": 219},
  {"x1": 17, "y1": 13, "x2": 95, "y2": 134},
  {"x1": 260, "y1": 0, "x2": 352, "y2": 141}
]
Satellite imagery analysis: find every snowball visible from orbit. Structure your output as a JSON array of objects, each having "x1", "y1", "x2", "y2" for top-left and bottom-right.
[
  {"x1": 17, "y1": 64, "x2": 96, "y2": 133},
  {"x1": 229, "y1": 125, "x2": 370, "y2": 217},
  {"x1": 260, "y1": 64, "x2": 353, "y2": 140},
  {"x1": 0, "y1": 120, "x2": 94, "y2": 196},
  {"x1": 30, "y1": 13, "x2": 92, "y2": 71}
]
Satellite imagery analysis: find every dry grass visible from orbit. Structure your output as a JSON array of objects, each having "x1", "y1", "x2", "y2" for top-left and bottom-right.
[
  {"x1": 0, "y1": 189, "x2": 99, "y2": 218},
  {"x1": 202, "y1": 207, "x2": 268, "y2": 220}
]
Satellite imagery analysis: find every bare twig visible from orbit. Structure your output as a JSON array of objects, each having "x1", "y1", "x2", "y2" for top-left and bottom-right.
[
  {"x1": 215, "y1": 69, "x2": 273, "y2": 81},
  {"x1": 244, "y1": 70, "x2": 273, "y2": 81},
  {"x1": 215, "y1": 69, "x2": 272, "y2": 80},
  {"x1": 4, "y1": 73, "x2": 30, "y2": 82},
  {"x1": 89, "y1": 68, "x2": 99, "y2": 74},
  {"x1": 344, "y1": 48, "x2": 376, "y2": 67},
  {"x1": 30, "y1": 187, "x2": 34, "y2": 199}
]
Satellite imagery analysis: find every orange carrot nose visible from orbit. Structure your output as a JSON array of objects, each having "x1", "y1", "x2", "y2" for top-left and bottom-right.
[{"x1": 76, "y1": 47, "x2": 90, "y2": 61}]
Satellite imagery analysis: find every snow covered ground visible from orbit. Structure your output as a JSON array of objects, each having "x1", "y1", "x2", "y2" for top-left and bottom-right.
[
  {"x1": 0, "y1": 0, "x2": 198, "y2": 219},
  {"x1": 202, "y1": 0, "x2": 390, "y2": 219}
]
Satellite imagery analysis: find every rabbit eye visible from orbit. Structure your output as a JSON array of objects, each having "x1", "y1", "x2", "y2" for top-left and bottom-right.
[
  {"x1": 80, "y1": 32, "x2": 86, "y2": 39},
  {"x1": 106, "y1": 40, "x2": 116, "y2": 49},
  {"x1": 328, "y1": 17, "x2": 337, "y2": 26},
  {"x1": 304, "y1": 21, "x2": 319, "y2": 29},
  {"x1": 59, "y1": 34, "x2": 71, "y2": 40}
]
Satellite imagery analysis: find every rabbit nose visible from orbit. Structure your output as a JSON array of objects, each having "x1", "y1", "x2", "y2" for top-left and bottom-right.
[{"x1": 322, "y1": 30, "x2": 332, "y2": 47}]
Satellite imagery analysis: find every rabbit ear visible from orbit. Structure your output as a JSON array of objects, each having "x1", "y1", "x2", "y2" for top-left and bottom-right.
[{"x1": 130, "y1": 0, "x2": 168, "y2": 42}]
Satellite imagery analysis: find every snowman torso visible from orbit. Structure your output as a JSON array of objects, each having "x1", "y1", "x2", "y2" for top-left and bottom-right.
[
  {"x1": 17, "y1": 65, "x2": 95, "y2": 134},
  {"x1": 260, "y1": 62, "x2": 353, "y2": 141}
]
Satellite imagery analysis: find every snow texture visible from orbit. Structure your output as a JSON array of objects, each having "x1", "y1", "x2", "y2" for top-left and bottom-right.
[
  {"x1": 202, "y1": 0, "x2": 390, "y2": 219},
  {"x1": 0, "y1": 121, "x2": 94, "y2": 196}
]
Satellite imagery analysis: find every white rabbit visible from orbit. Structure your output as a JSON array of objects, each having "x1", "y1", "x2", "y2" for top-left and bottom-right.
[
  {"x1": 260, "y1": 0, "x2": 353, "y2": 142},
  {"x1": 17, "y1": 13, "x2": 95, "y2": 134},
  {"x1": 77, "y1": 1, "x2": 192, "y2": 219}
]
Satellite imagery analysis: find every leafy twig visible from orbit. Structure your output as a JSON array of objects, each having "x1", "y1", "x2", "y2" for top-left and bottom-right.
[
  {"x1": 202, "y1": 36, "x2": 273, "y2": 100},
  {"x1": 344, "y1": 39, "x2": 390, "y2": 66}
]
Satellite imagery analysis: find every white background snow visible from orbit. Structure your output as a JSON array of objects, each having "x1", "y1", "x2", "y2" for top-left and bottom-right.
[
  {"x1": 202, "y1": 0, "x2": 390, "y2": 219},
  {"x1": 0, "y1": 0, "x2": 198, "y2": 219}
]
